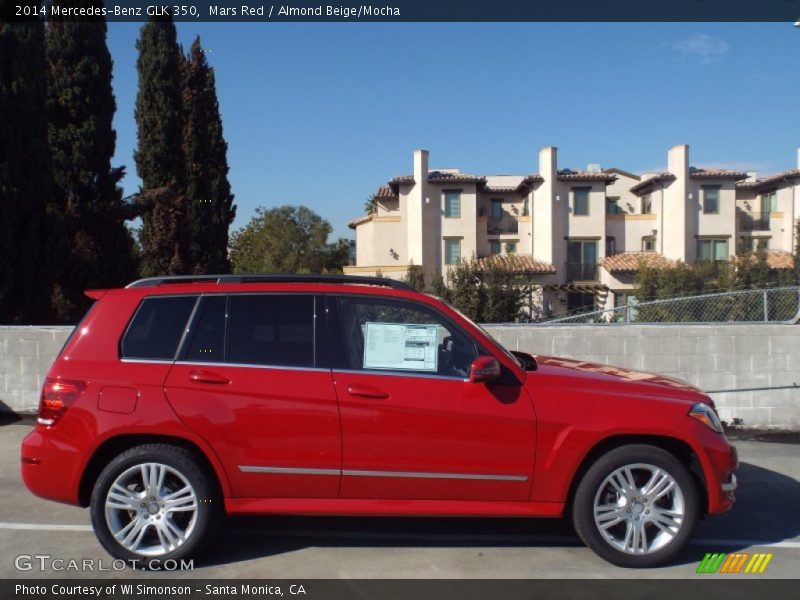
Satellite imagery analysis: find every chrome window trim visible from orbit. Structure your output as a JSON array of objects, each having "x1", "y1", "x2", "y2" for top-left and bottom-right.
[
  {"x1": 333, "y1": 368, "x2": 467, "y2": 382},
  {"x1": 238, "y1": 465, "x2": 527, "y2": 482},
  {"x1": 119, "y1": 358, "x2": 175, "y2": 365},
  {"x1": 173, "y1": 360, "x2": 329, "y2": 373}
]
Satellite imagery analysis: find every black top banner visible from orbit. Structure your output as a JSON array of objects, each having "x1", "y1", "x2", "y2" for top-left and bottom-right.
[{"x1": 4, "y1": 0, "x2": 800, "y2": 22}]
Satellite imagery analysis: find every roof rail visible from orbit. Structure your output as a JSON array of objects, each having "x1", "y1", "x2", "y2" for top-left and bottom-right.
[{"x1": 125, "y1": 273, "x2": 416, "y2": 291}]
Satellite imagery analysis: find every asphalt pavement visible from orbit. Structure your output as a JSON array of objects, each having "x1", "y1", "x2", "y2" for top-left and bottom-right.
[{"x1": 1, "y1": 422, "x2": 798, "y2": 579}]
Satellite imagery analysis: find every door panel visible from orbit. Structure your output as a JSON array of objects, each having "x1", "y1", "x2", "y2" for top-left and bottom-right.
[
  {"x1": 163, "y1": 294, "x2": 341, "y2": 499},
  {"x1": 331, "y1": 295, "x2": 536, "y2": 501},
  {"x1": 165, "y1": 363, "x2": 340, "y2": 498},
  {"x1": 334, "y1": 371, "x2": 535, "y2": 500}
]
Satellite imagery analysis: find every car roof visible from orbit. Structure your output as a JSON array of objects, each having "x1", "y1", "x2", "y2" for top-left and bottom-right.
[{"x1": 126, "y1": 274, "x2": 416, "y2": 291}]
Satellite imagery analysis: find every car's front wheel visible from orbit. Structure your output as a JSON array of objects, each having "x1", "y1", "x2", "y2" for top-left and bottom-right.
[
  {"x1": 90, "y1": 444, "x2": 218, "y2": 566},
  {"x1": 573, "y1": 444, "x2": 699, "y2": 567}
]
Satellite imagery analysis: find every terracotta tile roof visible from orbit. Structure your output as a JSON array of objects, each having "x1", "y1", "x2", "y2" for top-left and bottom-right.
[
  {"x1": 473, "y1": 254, "x2": 556, "y2": 274},
  {"x1": 737, "y1": 169, "x2": 800, "y2": 191},
  {"x1": 557, "y1": 170, "x2": 617, "y2": 183},
  {"x1": 629, "y1": 172, "x2": 676, "y2": 195},
  {"x1": 521, "y1": 174, "x2": 544, "y2": 184},
  {"x1": 734, "y1": 250, "x2": 794, "y2": 270},
  {"x1": 483, "y1": 185, "x2": 519, "y2": 193},
  {"x1": 347, "y1": 214, "x2": 373, "y2": 229},
  {"x1": 764, "y1": 250, "x2": 795, "y2": 270},
  {"x1": 689, "y1": 168, "x2": 749, "y2": 180},
  {"x1": 391, "y1": 171, "x2": 487, "y2": 185},
  {"x1": 602, "y1": 252, "x2": 677, "y2": 273},
  {"x1": 373, "y1": 185, "x2": 398, "y2": 200}
]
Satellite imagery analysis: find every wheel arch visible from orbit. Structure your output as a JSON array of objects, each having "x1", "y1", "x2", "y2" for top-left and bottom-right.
[
  {"x1": 564, "y1": 434, "x2": 708, "y2": 517},
  {"x1": 78, "y1": 433, "x2": 230, "y2": 508}
]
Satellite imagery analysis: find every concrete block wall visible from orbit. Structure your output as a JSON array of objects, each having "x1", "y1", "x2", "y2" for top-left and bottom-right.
[
  {"x1": 484, "y1": 323, "x2": 800, "y2": 429},
  {"x1": 1, "y1": 324, "x2": 798, "y2": 428},
  {"x1": 0, "y1": 327, "x2": 72, "y2": 414}
]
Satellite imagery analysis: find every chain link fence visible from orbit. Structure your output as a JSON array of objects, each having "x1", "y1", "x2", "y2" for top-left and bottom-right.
[{"x1": 540, "y1": 286, "x2": 800, "y2": 325}]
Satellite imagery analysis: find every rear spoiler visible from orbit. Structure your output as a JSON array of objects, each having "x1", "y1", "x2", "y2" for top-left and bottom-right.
[{"x1": 84, "y1": 289, "x2": 109, "y2": 300}]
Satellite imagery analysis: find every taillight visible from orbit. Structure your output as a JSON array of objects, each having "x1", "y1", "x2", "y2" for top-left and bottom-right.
[{"x1": 38, "y1": 378, "x2": 85, "y2": 426}]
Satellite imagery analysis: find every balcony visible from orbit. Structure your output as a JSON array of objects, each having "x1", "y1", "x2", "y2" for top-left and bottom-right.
[
  {"x1": 486, "y1": 215, "x2": 519, "y2": 235},
  {"x1": 738, "y1": 211, "x2": 771, "y2": 232},
  {"x1": 566, "y1": 263, "x2": 599, "y2": 282}
]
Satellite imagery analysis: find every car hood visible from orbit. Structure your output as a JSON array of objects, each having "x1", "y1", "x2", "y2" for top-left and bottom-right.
[{"x1": 531, "y1": 355, "x2": 712, "y2": 405}]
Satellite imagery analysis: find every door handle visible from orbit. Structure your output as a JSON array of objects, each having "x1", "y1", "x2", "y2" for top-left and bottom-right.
[
  {"x1": 347, "y1": 384, "x2": 390, "y2": 399},
  {"x1": 189, "y1": 369, "x2": 230, "y2": 385}
]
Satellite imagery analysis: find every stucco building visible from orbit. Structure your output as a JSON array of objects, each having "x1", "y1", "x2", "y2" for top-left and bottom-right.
[{"x1": 345, "y1": 145, "x2": 800, "y2": 318}]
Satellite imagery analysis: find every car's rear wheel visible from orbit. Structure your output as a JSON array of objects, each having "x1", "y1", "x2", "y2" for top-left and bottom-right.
[
  {"x1": 90, "y1": 444, "x2": 218, "y2": 566},
  {"x1": 573, "y1": 444, "x2": 699, "y2": 567}
]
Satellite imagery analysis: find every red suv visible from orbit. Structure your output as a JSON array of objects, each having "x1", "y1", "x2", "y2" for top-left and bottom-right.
[{"x1": 21, "y1": 275, "x2": 737, "y2": 567}]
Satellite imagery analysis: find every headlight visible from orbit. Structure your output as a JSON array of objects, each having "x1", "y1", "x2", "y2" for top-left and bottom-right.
[{"x1": 688, "y1": 403, "x2": 724, "y2": 434}]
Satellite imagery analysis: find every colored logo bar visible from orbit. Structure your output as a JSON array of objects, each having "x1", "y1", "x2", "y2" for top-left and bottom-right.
[{"x1": 697, "y1": 552, "x2": 773, "y2": 574}]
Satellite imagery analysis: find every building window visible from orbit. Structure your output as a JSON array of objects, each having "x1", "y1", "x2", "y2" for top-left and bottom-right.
[
  {"x1": 444, "y1": 238, "x2": 462, "y2": 265},
  {"x1": 566, "y1": 240, "x2": 598, "y2": 281},
  {"x1": 761, "y1": 190, "x2": 777, "y2": 213},
  {"x1": 642, "y1": 236, "x2": 656, "y2": 252},
  {"x1": 606, "y1": 196, "x2": 621, "y2": 215},
  {"x1": 490, "y1": 241, "x2": 501, "y2": 255},
  {"x1": 505, "y1": 242, "x2": 517, "y2": 254},
  {"x1": 641, "y1": 194, "x2": 652, "y2": 214},
  {"x1": 740, "y1": 237, "x2": 769, "y2": 251},
  {"x1": 573, "y1": 188, "x2": 590, "y2": 216},
  {"x1": 491, "y1": 199, "x2": 503, "y2": 220},
  {"x1": 697, "y1": 238, "x2": 729, "y2": 262},
  {"x1": 444, "y1": 190, "x2": 461, "y2": 218},
  {"x1": 702, "y1": 186, "x2": 720, "y2": 215},
  {"x1": 606, "y1": 236, "x2": 616, "y2": 255}
]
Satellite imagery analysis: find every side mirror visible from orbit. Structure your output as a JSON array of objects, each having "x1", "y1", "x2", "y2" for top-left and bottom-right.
[{"x1": 468, "y1": 356, "x2": 501, "y2": 383}]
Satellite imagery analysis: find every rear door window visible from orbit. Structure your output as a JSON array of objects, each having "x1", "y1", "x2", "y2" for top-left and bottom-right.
[
  {"x1": 181, "y1": 296, "x2": 227, "y2": 363},
  {"x1": 121, "y1": 296, "x2": 197, "y2": 360},
  {"x1": 228, "y1": 295, "x2": 315, "y2": 368}
]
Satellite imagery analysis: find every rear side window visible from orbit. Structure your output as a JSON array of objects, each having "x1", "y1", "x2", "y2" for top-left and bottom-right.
[
  {"x1": 228, "y1": 295, "x2": 314, "y2": 368},
  {"x1": 121, "y1": 296, "x2": 197, "y2": 360}
]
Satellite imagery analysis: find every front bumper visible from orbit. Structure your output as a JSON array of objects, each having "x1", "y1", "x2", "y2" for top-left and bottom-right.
[{"x1": 704, "y1": 441, "x2": 738, "y2": 514}]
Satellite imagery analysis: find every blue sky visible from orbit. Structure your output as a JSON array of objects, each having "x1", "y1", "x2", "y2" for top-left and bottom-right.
[{"x1": 105, "y1": 23, "x2": 799, "y2": 240}]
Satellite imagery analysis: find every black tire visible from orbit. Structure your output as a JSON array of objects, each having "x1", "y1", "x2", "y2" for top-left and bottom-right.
[
  {"x1": 572, "y1": 444, "x2": 699, "y2": 568},
  {"x1": 90, "y1": 444, "x2": 219, "y2": 567}
]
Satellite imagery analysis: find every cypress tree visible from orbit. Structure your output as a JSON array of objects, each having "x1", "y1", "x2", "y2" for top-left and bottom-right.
[
  {"x1": 182, "y1": 37, "x2": 236, "y2": 274},
  {"x1": 0, "y1": 18, "x2": 57, "y2": 323},
  {"x1": 134, "y1": 15, "x2": 190, "y2": 276},
  {"x1": 46, "y1": 1, "x2": 137, "y2": 320}
]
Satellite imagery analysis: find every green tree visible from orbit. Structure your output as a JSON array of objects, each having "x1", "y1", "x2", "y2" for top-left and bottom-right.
[
  {"x1": 45, "y1": 1, "x2": 137, "y2": 320},
  {"x1": 445, "y1": 260, "x2": 482, "y2": 321},
  {"x1": 795, "y1": 219, "x2": 800, "y2": 286},
  {"x1": 403, "y1": 263, "x2": 426, "y2": 291},
  {"x1": 363, "y1": 195, "x2": 377, "y2": 215},
  {"x1": 181, "y1": 36, "x2": 236, "y2": 274},
  {"x1": 0, "y1": 19, "x2": 57, "y2": 323},
  {"x1": 229, "y1": 205, "x2": 349, "y2": 274},
  {"x1": 134, "y1": 16, "x2": 190, "y2": 276},
  {"x1": 481, "y1": 264, "x2": 526, "y2": 322}
]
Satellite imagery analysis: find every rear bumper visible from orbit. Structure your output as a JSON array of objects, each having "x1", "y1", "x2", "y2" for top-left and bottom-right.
[{"x1": 20, "y1": 428, "x2": 82, "y2": 506}]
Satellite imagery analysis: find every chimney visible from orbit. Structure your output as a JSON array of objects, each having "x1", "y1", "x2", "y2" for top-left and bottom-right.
[
  {"x1": 539, "y1": 146, "x2": 557, "y2": 181},
  {"x1": 746, "y1": 171, "x2": 758, "y2": 183},
  {"x1": 667, "y1": 144, "x2": 689, "y2": 179},
  {"x1": 413, "y1": 149, "x2": 429, "y2": 185},
  {"x1": 796, "y1": 146, "x2": 800, "y2": 170}
]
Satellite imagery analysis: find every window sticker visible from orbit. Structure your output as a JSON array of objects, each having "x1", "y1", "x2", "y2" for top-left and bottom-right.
[{"x1": 363, "y1": 322, "x2": 439, "y2": 372}]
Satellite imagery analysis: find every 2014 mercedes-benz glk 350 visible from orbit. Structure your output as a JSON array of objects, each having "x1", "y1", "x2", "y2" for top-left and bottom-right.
[{"x1": 21, "y1": 275, "x2": 738, "y2": 568}]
